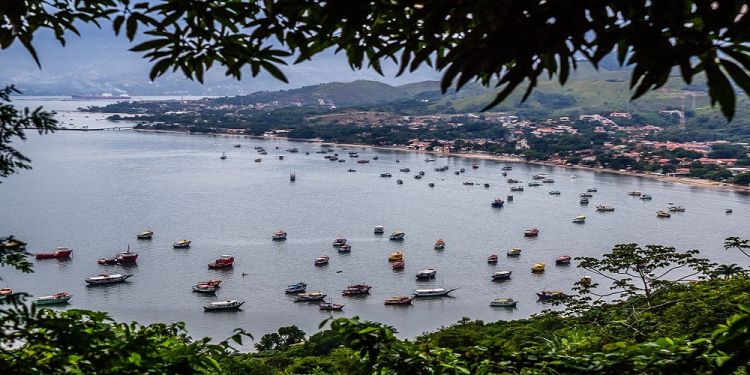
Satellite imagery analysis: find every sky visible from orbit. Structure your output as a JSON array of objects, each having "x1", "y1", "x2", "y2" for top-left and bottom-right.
[{"x1": 1, "y1": 23, "x2": 440, "y2": 96}]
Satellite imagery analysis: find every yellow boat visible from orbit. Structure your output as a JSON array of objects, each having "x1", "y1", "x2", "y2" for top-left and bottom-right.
[
  {"x1": 507, "y1": 247, "x2": 522, "y2": 257},
  {"x1": 388, "y1": 251, "x2": 403, "y2": 262},
  {"x1": 531, "y1": 262, "x2": 546, "y2": 273}
]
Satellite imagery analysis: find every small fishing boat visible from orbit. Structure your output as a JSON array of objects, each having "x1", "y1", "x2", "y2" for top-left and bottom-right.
[
  {"x1": 587, "y1": 188, "x2": 598, "y2": 192},
  {"x1": 537, "y1": 291, "x2": 566, "y2": 301},
  {"x1": 524, "y1": 228, "x2": 539, "y2": 237},
  {"x1": 414, "y1": 174, "x2": 423, "y2": 179},
  {"x1": 97, "y1": 257, "x2": 118, "y2": 265},
  {"x1": 356, "y1": 159, "x2": 369, "y2": 164},
  {"x1": 332, "y1": 238, "x2": 347, "y2": 247},
  {"x1": 0, "y1": 288, "x2": 12, "y2": 296},
  {"x1": 507, "y1": 178, "x2": 519, "y2": 183},
  {"x1": 254, "y1": 158, "x2": 262, "y2": 162},
  {"x1": 596, "y1": 205, "x2": 615, "y2": 212},
  {"x1": 137, "y1": 229, "x2": 154, "y2": 239},
  {"x1": 472, "y1": 163, "x2": 479, "y2": 169},
  {"x1": 342, "y1": 284, "x2": 371, "y2": 296},
  {"x1": 428, "y1": 182, "x2": 435, "y2": 187},
  {"x1": 36, "y1": 247, "x2": 73, "y2": 260},
  {"x1": 484, "y1": 183, "x2": 490, "y2": 188},
  {"x1": 415, "y1": 268, "x2": 436, "y2": 279},
  {"x1": 319, "y1": 301, "x2": 345, "y2": 311},
  {"x1": 203, "y1": 300, "x2": 244, "y2": 311},
  {"x1": 290, "y1": 173, "x2": 296, "y2": 181},
  {"x1": 389, "y1": 230, "x2": 405, "y2": 241},
  {"x1": 285, "y1": 282, "x2": 307, "y2": 294},
  {"x1": 388, "y1": 252, "x2": 403, "y2": 262},
  {"x1": 487, "y1": 254, "x2": 499, "y2": 264},
  {"x1": 542, "y1": 178, "x2": 555, "y2": 183},
  {"x1": 628, "y1": 191, "x2": 642, "y2": 196},
  {"x1": 507, "y1": 195, "x2": 514, "y2": 201},
  {"x1": 580, "y1": 197, "x2": 589, "y2": 205},
  {"x1": 391, "y1": 261, "x2": 405, "y2": 270},
  {"x1": 510, "y1": 186, "x2": 524, "y2": 192},
  {"x1": 32, "y1": 292, "x2": 72, "y2": 306},
  {"x1": 192, "y1": 284, "x2": 218, "y2": 294},
  {"x1": 396, "y1": 179, "x2": 404, "y2": 185},
  {"x1": 572, "y1": 215, "x2": 586, "y2": 223},
  {"x1": 425, "y1": 158, "x2": 436, "y2": 162},
  {"x1": 234, "y1": 144, "x2": 241, "y2": 148},
  {"x1": 380, "y1": 173, "x2": 392, "y2": 178},
  {"x1": 491, "y1": 271, "x2": 512, "y2": 281},
  {"x1": 580, "y1": 192, "x2": 593, "y2": 198},
  {"x1": 579, "y1": 276, "x2": 593, "y2": 288},
  {"x1": 413, "y1": 288, "x2": 456, "y2": 297},
  {"x1": 220, "y1": 152, "x2": 227, "y2": 160},
  {"x1": 507, "y1": 247, "x2": 522, "y2": 257},
  {"x1": 548, "y1": 190, "x2": 561, "y2": 195},
  {"x1": 463, "y1": 181, "x2": 475, "y2": 186},
  {"x1": 502, "y1": 166, "x2": 513, "y2": 171},
  {"x1": 374, "y1": 225, "x2": 385, "y2": 234},
  {"x1": 490, "y1": 297, "x2": 517, "y2": 307},
  {"x1": 656, "y1": 210, "x2": 671, "y2": 218},
  {"x1": 531, "y1": 262, "x2": 546, "y2": 273},
  {"x1": 198, "y1": 279, "x2": 222, "y2": 287},
  {"x1": 173, "y1": 239, "x2": 191, "y2": 249},
  {"x1": 491, "y1": 198, "x2": 504, "y2": 208},
  {"x1": 384, "y1": 295, "x2": 415, "y2": 305},
  {"x1": 527, "y1": 181, "x2": 541, "y2": 187},
  {"x1": 668, "y1": 206, "x2": 686, "y2": 212},
  {"x1": 279, "y1": 155, "x2": 284, "y2": 160},
  {"x1": 314, "y1": 256, "x2": 330, "y2": 266},
  {"x1": 294, "y1": 292, "x2": 326, "y2": 302},
  {"x1": 347, "y1": 168, "x2": 356, "y2": 172},
  {"x1": 208, "y1": 255, "x2": 234, "y2": 269},
  {"x1": 399, "y1": 168, "x2": 410, "y2": 172},
  {"x1": 555, "y1": 255, "x2": 572, "y2": 265},
  {"x1": 640, "y1": 194, "x2": 652, "y2": 200},
  {"x1": 337, "y1": 244, "x2": 352, "y2": 253},
  {"x1": 85, "y1": 273, "x2": 132, "y2": 285},
  {"x1": 501, "y1": 171, "x2": 507, "y2": 176},
  {"x1": 272, "y1": 230, "x2": 288, "y2": 241},
  {"x1": 726, "y1": 208, "x2": 733, "y2": 214},
  {"x1": 434, "y1": 239, "x2": 445, "y2": 250}
]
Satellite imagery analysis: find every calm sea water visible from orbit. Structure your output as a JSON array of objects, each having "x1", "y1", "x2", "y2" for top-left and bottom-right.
[{"x1": 1, "y1": 99, "x2": 749, "y2": 347}]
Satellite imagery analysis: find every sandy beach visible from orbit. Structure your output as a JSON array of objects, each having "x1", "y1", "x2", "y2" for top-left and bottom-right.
[{"x1": 132, "y1": 128, "x2": 750, "y2": 193}]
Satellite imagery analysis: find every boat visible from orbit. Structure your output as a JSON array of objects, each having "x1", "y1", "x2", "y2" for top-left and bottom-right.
[
  {"x1": 528, "y1": 181, "x2": 541, "y2": 187},
  {"x1": 510, "y1": 186, "x2": 524, "y2": 192},
  {"x1": 254, "y1": 158, "x2": 262, "y2": 162},
  {"x1": 501, "y1": 171, "x2": 507, "y2": 176},
  {"x1": 347, "y1": 168, "x2": 356, "y2": 172},
  {"x1": 536, "y1": 291, "x2": 566, "y2": 301},
  {"x1": 285, "y1": 282, "x2": 307, "y2": 294},
  {"x1": 208, "y1": 255, "x2": 234, "y2": 269},
  {"x1": 384, "y1": 295, "x2": 415, "y2": 305},
  {"x1": 319, "y1": 301, "x2": 345, "y2": 311},
  {"x1": 96, "y1": 257, "x2": 118, "y2": 265},
  {"x1": 32, "y1": 292, "x2": 72, "y2": 306},
  {"x1": 286, "y1": 148, "x2": 299, "y2": 153},
  {"x1": 116, "y1": 249, "x2": 138, "y2": 263},
  {"x1": 490, "y1": 297, "x2": 517, "y2": 307},
  {"x1": 314, "y1": 256, "x2": 330, "y2": 266},
  {"x1": 399, "y1": 168, "x2": 410, "y2": 172},
  {"x1": 272, "y1": 230, "x2": 288, "y2": 241},
  {"x1": 197, "y1": 279, "x2": 222, "y2": 287},
  {"x1": 388, "y1": 252, "x2": 403, "y2": 262},
  {"x1": 137, "y1": 229, "x2": 154, "y2": 239},
  {"x1": 507, "y1": 178, "x2": 519, "y2": 183},
  {"x1": 356, "y1": 159, "x2": 369, "y2": 164},
  {"x1": 507, "y1": 195, "x2": 514, "y2": 201},
  {"x1": 391, "y1": 261, "x2": 405, "y2": 270},
  {"x1": 419, "y1": 171, "x2": 425, "y2": 176},
  {"x1": 570, "y1": 175, "x2": 577, "y2": 179},
  {"x1": 192, "y1": 284, "x2": 218, "y2": 294},
  {"x1": 342, "y1": 284, "x2": 371, "y2": 296},
  {"x1": 332, "y1": 238, "x2": 347, "y2": 247},
  {"x1": 414, "y1": 174, "x2": 423, "y2": 179},
  {"x1": 415, "y1": 268, "x2": 436, "y2": 280},
  {"x1": 434, "y1": 239, "x2": 445, "y2": 250},
  {"x1": 233, "y1": 144, "x2": 241, "y2": 148},
  {"x1": 484, "y1": 183, "x2": 490, "y2": 188},
  {"x1": 337, "y1": 244, "x2": 352, "y2": 253},
  {"x1": 380, "y1": 173, "x2": 392, "y2": 178},
  {"x1": 290, "y1": 173, "x2": 296, "y2": 182},
  {"x1": 580, "y1": 197, "x2": 589, "y2": 204},
  {"x1": 203, "y1": 300, "x2": 244, "y2": 311},
  {"x1": 555, "y1": 255, "x2": 572, "y2": 265},
  {"x1": 374, "y1": 225, "x2": 384, "y2": 234},
  {"x1": 532, "y1": 174, "x2": 546, "y2": 180},
  {"x1": 428, "y1": 183, "x2": 435, "y2": 187},
  {"x1": 491, "y1": 271, "x2": 512, "y2": 281},
  {"x1": 726, "y1": 208, "x2": 733, "y2": 214},
  {"x1": 491, "y1": 198, "x2": 505, "y2": 208},
  {"x1": 531, "y1": 262, "x2": 546, "y2": 273},
  {"x1": 389, "y1": 230, "x2": 405, "y2": 241},
  {"x1": 85, "y1": 273, "x2": 132, "y2": 285},
  {"x1": 507, "y1": 247, "x2": 522, "y2": 257},
  {"x1": 640, "y1": 194, "x2": 652, "y2": 200},
  {"x1": 173, "y1": 240, "x2": 191, "y2": 248},
  {"x1": 413, "y1": 288, "x2": 456, "y2": 297},
  {"x1": 425, "y1": 158, "x2": 436, "y2": 162},
  {"x1": 548, "y1": 190, "x2": 561, "y2": 195},
  {"x1": 580, "y1": 192, "x2": 593, "y2": 198},
  {"x1": 36, "y1": 247, "x2": 73, "y2": 260},
  {"x1": 668, "y1": 206, "x2": 686, "y2": 212},
  {"x1": 542, "y1": 178, "x2": 555, "y2": 183},
  {"x1": 472, "y1": 164, "x2": 479, "y2": 169},
  {"x1": 579, "y1": 276, "x2": 593, "y2": 288},
  {"x1": 487, "y1": 254, "x2": 499, "y2": 264},
  {"x1": 294, "y1": 292, "x2": 326, "y2": 302},
  {"x1": 587, "y1": 188, "x2": 598, "y2": 192},
  {"x1": 524, "y1": 228, "x2": 539, "y2": 237},
  {"x1": 656, "y1": 210, "x2": 671, "y2": 218},
  {"x1": 573, "y1": 215, "x2": 586, "y2": 223},
  {"x1": 628, "y1": 191, "x2": 642, "y2": 196},
  {"x1": 279, "y1": 155, "x2": 284, "y2": 160},
  {"x1": 463, "y1": 181, "x2": 475, "y2": 186},
  {"x1": 220, "y1": 152, "x2": 227, "y2": 160},
  {"x1": 596, "y1": 205, "x2": 615, "y2": 212},
  {"x1": 459, "y1": 168, "x2": 466, "y2": 173},
  {"x1": 396, "y1": 179, "x2": 404, "y2": 185},
  {"x1": 0, "y1": 288, "x2": 12, "y2": 296},
  {"x1": 502, "y1": 166, "x2": 513, "y2": 171}
]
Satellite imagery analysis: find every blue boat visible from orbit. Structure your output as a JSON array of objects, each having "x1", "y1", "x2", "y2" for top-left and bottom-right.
[{"x1": 285, "y1": 282, "x2": 307, "y2": 294}]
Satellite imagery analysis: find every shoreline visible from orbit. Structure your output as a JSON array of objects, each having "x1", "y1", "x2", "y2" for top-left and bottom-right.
[{"x1": 131, "y1": 128, "x2": 750, "y2": 193}]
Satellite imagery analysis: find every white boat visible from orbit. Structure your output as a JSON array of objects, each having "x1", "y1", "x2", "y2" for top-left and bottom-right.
[
  {"x1": 572, "y1": 215, "x2": 586, "y2": 223},
  {"x1": 203, "y1": 300, "x2": 244, "y2": 311},
  {"x1": 373, "y1": 225, "x2": 384, "y2": 234},
  {"x1": 413, "y1": 288, "x2": 456, "y2": 297},
  {"x1": 416, "y1": 268, "x2": 437, "y2": 279},
  {"x1": 668, "y1": 206, "x2": 686, "y2": 212},
  {"x1": 85, "y1": 274, "x2": 132, "y2": 285},
  {"x1": 596, "y1": 205, "x2": 615, "y2": 212},
  {"x1": 491, "y1": 271, "x2": 512, "y2": 281},
  {"x1": 490, "y1": 297, "x2": 517, "y2": 307},
  {"x1": 33, "y1": 292, "x2": 72, "y2": 305},
  {"x1": 389, "y1": 230, "x2": 405, "y2": 241}
]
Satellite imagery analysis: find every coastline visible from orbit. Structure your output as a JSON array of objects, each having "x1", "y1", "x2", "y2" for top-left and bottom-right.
[{"x1": 131, "y1": 128, "x2": 750, "y2": 193}]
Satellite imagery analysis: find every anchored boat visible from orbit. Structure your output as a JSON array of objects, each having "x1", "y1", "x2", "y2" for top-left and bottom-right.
[
  {"x1": 491, "y1": 271, "x2": 512, "y2": 281},
  {"x1": 384, "y1": 295, "x2": 415, "y2": 305},
  {"x1": 490, "y1": 297, "x2": 517, "y2": 307},
  {"x1": 36, "y1": 247, "x2": 73, "y2": 260},
  {"x1": 173, "y1": 239, "x2": 191, "y2": 249},
  {"x1": 203, "y1": 300, "x2": 244, "y2": 311},
  {"x1": 285, "y1": 282, "x2": 307, "y2": 294},
  {"x1": 415, "y1": 268, "x2": 436, "y2": 280},
  {"x1": 272, "y1": 230, "x2": 288, "y2": 241},
  {"x1": 413, "y1": 288, "x2": 456, "y2": 297},
  {"x1": 85, "y1": 273, "x2": 132, "y2": 285},
  {"x1": 33, "y1": 292, "x2": 72, "y2": 306},
  {"x1": 137, "y1": 229, "x2": 153, "y2": 239},
  {"x1": 208, "y1": 255, "x2": 234, "y2": 269}
]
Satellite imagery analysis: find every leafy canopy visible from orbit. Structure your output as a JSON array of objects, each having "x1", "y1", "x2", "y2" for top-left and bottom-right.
[{"x1": 3, "y1": 1, "x2": 750, "y2": 118}]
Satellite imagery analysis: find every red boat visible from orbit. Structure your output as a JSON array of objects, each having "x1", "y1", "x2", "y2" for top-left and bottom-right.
[
  {"x1": 392, "y1": 261, "x2": 405, "y2": 270},
  {"x1": 208, "y1": 255, "x2": 234, "y2": 269},
  {"x1": 117, "y1": 250, "x2": 139, "y2": 263},
  {"x1": 487, "y1": 254, "x2": 499, "y2": 264},
  {"x1": 555, "y1": 255, "x2": 572, "y2": 265},
  {"x1": 197, "y1": 279, "x2": 222, "y2": 287},
  {"x1": 0, "y1": 288, "x2": 12, "y2": 296},
  {"x1": 342, "y1": 284, "x2": 371, "y2": 296},
  {"x1": 36, "y1": 247, "x2": 73, "y2": 260},
  {"x1": 524, "y1": 228, "x2": 539, "y2": 237}
]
